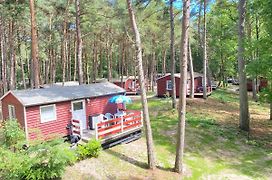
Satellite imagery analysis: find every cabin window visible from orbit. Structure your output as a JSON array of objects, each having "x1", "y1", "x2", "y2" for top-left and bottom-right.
[
  {"x1": 72, "y1": 101, "x2": 84, "y2": 111},
  {"x1": 40, "y1": 104, "x2": 56, "y2": 123},
  {"x1": 8, "y1": 105, "x2": 16, "y2": 119},
  {"x1": 166, "y1": 80, "x2": 173, "y2": 90}
]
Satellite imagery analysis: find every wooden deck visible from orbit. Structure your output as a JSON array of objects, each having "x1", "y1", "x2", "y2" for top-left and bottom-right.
[{"x1": 79, "y1": 110, "x2": 143, "y2": 144}]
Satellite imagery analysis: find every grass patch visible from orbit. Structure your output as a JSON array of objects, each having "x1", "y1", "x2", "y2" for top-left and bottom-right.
[
  {"x1": 127, "y1": 90, "x2": 272, "y2": 179},
  {"x1": 210, "y1": 89, "x2": 238, "y2": 103},
  {"x1": 65, "y1": 88, "x2": 272, "y2": 179}
]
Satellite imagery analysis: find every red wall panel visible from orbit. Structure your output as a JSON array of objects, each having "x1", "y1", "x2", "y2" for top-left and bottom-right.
[{"x1": 1, "y1": 93, "x2": 25, "y2": 128}]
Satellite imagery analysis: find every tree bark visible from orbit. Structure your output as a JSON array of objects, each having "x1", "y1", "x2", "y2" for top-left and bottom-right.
[
  {"x1": 203, "y1": 0, "x2": 207, "y2": 99},
  {"x1": 126, "y1": 0, "x2": 156, "y2": 170},
  {"x1": 170, "y1": 0, "x2": 177, "y2": 108},
  {"x1": 121, "y1": 39, "x2": 125, "y2": 88},
  {"x1": 150, "y1": 50, "x2": 155, "y2": 92},
  {"x1": 252, "y1": 14, "x2": 260, "y2": 102},
  {"x1": 270, "y1": 102, "x2": 272, "y2": 121},
  {"x1": 75, "y1": 0, "x2": 83, "y2": 84},
  {"x1": 29, "y1": 0, "x2": 40, "y2": 88},
  {"x1": 197, "y1": 0, "x2": 202, "y2": 53},
  {"x1": 9, "y1": 20, "x2": 16, "y2": 90},
  {"x1": 17, "y1": 29, "x2": 26, "y2": 89},
  {"x1": 0, "y1": 17, "x2": 7, "y2": 93},
  {"x1": 188, "y1": 38, "x2": 194, "y2": 98},
  {"x1": 73, "y1": 34, "x2": 77, "y2": 81},
  {"x1": 162, "y1": 48, "x2": 166, "y2": 75},
  {"x1": 62, "y1": 1, "x2": 69, "y2": 85},
  {"x1": 238, "y1": 0, "x2": 250, "y2": 131},
  {"x1": 175, "y1": 0, "x2": 190, "y2": 174}
]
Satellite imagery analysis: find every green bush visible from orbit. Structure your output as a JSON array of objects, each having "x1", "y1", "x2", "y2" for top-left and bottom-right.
[
  {"x1": 77, "y1": 139, "x2": 102, "y2": 160},
  {"x1": 3, "y1": 119, "x2": 25, "y2": 147},
  {"x1": 0, "y1": 147, "x2": 29, "y2": 179},
  {"x1": 0, "y1": 140, "x2": 76, "y2": 180},
  {"x1": 24, "y1": 141, "x2": 76, "y2": 180}
]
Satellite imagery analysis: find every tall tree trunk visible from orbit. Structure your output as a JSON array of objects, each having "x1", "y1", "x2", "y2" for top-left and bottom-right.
[
  {"x1": 67, "y1": 32, "x2": 72, "y2": 81},
  {"x1": 188, "y1": 38, "x2": 194, "y2": 98},
  {"x1": 203, "y1": 0, "x2": 207, "y2": 99},
  {"x1": 197, "y1": 0, "x2": 202, "y2": 53},
  {"x1": 170, "y1": 0, "x2": 177, "y2": 108},
  {"x1": 108, "y1": 42, "x2": 113, "y2": 81},
  {"x1": 0, "y1": 17, "x2": 7, "y2": 93},
  {"x1": 150, "y1": 51, "x2": 155, "y2": 92},
  {"x1": 17, "y1": 29, "x2": 26, "y2": 89},
  {"x1": 92, "y1": 39, "x2": 97, "y2": 82},
  {"x1": 252, "y1": 14, "x2": 260, "y2": 102},
  {"x1": 126, "y1": 0, "x2": 156, "y2": 170},
  {"x1": 29, "y1": 0, "x2": 40, "y2": 88},
  {"x1": 270, "y1": 102, "x2": 272, "y2": 121},
  {"x1": 121, "y1": 39, "x2": 125, "y2": 88},
  {"x1": 62, "y1": 1, "x2": 69, "y2": 85},
  {"x1": 73, "y1": 34, "x2": 77, "y2": 81},
  {"x1": 238, "y1": 0, "x2": 250, "y2": 131},
  {"x1": 75, "y1": 0, "x2": 83, "y2": 84},
  {"x1": 9, "y1": 20, "x2": 16, "y2": 90},
  {"x1": 162, "y1": 48, "x2": 166, "y2": 75},
  {"x1": 175, "y1": 0, "x2": 190, "y2": 174}
]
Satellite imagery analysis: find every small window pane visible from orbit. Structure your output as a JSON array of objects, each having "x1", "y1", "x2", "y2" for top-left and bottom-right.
[
  {"x1": 8, "y1": 105, "x2": 16, "y2": 119},
  {"x1": 73, "y1": 102, "x2": 83, "y2": 111},
  {"x1": 40, "y1": 105, "x2": 56, "y2": 123},
  {"x1": 166, "y1": 80, "x2": 173, "y2": 90}
]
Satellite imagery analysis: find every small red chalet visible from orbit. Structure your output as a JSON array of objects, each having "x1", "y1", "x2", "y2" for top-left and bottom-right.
[
  {"x1": 112, "y1": 76, "x2": 139, "y2": 95},
  {"x1": 156, "y1": 72, "x2": 212, "y2": 97},
  {"x1": 1, "y1": 82, "x2": 142, "y2": 144}
]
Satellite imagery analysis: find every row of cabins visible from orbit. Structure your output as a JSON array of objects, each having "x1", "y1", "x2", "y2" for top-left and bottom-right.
[
  {"x1": 247, "y1": 78, "x2": 268, "y2": 92},
  {"x1": 1, "y1": 72, "x2": 210, "y2": 143},
  {"x1": 111, "y1": 73, "x2": 212, "y2": 97},
  {"x1": 1, "y1": 82, "x2": 142, "y2": 144}
]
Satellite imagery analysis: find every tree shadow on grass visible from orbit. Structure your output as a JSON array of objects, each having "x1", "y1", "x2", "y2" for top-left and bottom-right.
[
  {"x1": 105, "y1": 148, "x2": 175, "y2": 173},
  {"x1": 105, "y1": 149, "x2": 148, "y2": 169}
]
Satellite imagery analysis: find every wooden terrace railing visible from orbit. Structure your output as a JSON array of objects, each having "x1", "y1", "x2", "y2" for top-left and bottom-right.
[{"x1": 95, "y1": 110, "x2": 142, "y2": 139}]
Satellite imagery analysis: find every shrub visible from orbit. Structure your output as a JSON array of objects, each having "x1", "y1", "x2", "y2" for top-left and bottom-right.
[
  {"x1": 77, "y1": 139, "x2": 102, "y2": 160},
  {"x1": 3, "y1": 119, "x2": 25, "y2": 147},
  {"x1": 0, "y1": 140, "x2": 76, "y2": 180},
  {"x1": 0, "y1": 147, "x2": 29, "y2": 180},
  {"x1": 24, "y1": 141, "x2": 76, "y2": 180}
]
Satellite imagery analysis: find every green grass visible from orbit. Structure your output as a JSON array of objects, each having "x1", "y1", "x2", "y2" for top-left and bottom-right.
[
  {"x1": 127, "y1": 92, "x2": 272, "y2": 179},
  {"x1": 210, "y1": 88, "x2": 239, "y2": 103},
  {"x1": 64, "y1": 89, "x2": 271, "y2": 179}
]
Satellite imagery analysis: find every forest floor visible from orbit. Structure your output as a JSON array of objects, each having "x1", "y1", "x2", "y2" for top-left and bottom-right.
[{"x1": 64, "y1": 88, "x2": 272, "y2": 179}]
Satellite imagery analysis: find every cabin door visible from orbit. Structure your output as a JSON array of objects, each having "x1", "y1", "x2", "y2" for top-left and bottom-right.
[{"x1": 71, "y1": 100, "x2": 87, "y2": 130}]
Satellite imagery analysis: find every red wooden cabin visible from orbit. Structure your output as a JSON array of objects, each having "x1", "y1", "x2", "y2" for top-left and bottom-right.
[
  {"x1": 112, "y1": 76, "x2": 139, "y2": 95},
  {"x1": 1, "y1": 82, "x2": 142, "y2": 143},
  {"x1": 156, "y1": 72, "x2": 212, "y2": 97},
  {"x1": 247, "y1": 78, "x2": 268, "y2": 91}
]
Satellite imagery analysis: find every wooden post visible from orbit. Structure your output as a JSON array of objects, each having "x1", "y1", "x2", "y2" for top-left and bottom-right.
[
  {"x1": 95, "y1": 123, "x2": 98, "y2": 140},
  {"x1": 121, "y1": 116, "x2": 124, "y2": 132}
]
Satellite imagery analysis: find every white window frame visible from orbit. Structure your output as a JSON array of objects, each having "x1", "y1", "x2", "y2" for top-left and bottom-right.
[
  {"x1": 8, "y1": 105, "x2": 16, "y2": 119},
  {"x1": 71, "y1": 100, "x2": 84, "y2": 112},
  {"x1": 40, "y1": 104, "x2": 56, "y2": 123},
  {"x1": 166, "y1": 80, "x2": 173, "y2": 90}
]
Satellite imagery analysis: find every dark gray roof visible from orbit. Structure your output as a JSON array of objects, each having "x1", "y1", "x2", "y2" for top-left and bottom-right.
[
  {"x1": 9, "y1": 82, "x2": 125, "y2": 107},
  {"x1": 157, "y1": 72, "x2": 204, "y2": 80}
]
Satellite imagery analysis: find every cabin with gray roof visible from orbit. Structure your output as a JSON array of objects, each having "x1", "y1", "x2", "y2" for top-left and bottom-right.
[
  {"x1": 156, "y1": 72, "x2": 212, "y2": 97},
  {"x1": 1, "y1": 82, "x2": 127, "y2": 140},
  {"x1": 111, "y1": 76, "x2": 140, "y2": 95}
]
